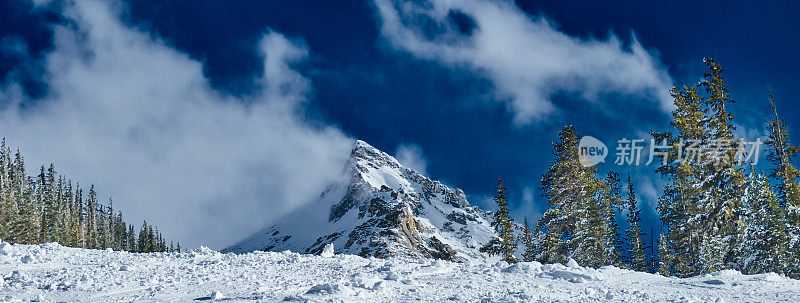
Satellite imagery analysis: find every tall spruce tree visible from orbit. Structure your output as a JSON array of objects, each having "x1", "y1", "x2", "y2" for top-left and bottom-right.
[
  {"x1": 601, "y1": 172, "x2": 624, "y2": 267},
  {"x1": 653, "y1": 59, "x2": 746, "y2": 276},
  {"x1": 481, "y1": 177, "x2": 517, "y2": 263},
  {"x1": 537, "y1": 125, "x2": 607, "y2": 266},
  {"x1": 521, "y1": 217, "x2": 536, "y2": 262},
  {"x1": 85, "y1": 185, "x2": 99, "y2": 249},
  {"x1": 625, "y1": 175, "x2": 648, "y2": 272},
  {"x1": 741, "y1": 172, "x2": 788, "y2": 274},
  {"x1": 0, "y1": 139, "x2": 13, "y2": 239},
  {"x1": 696, "y1": 58, "x2": 746, "y2": 271},
  {"x1": 73, "y1": 185, "x2": 86, "y2": 248},
  {"x1": 657, "y1": 232, "x2": 672, "y2": 276},
  {"x1": 765, "y1": 93, "x2": 800, "y2": 278}
]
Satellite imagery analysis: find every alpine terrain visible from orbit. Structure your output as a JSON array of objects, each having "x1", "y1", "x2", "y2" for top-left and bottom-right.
[{"x1": 224, "y1": 140, "x2": 499, "y2": 261}]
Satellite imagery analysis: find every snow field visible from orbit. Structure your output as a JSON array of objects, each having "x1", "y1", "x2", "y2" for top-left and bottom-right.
[{"x1": 1, "y1": 241, "x2": 799, "y2": 302}]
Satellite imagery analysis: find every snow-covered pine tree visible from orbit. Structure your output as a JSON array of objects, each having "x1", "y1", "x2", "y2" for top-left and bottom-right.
[
  {"x1": 127, "y1": 224, "x2": 137, "y2": 252},
  {"x1": 0, "y1": 141, "x2": 174, "y2": 252},
  {"x1": 37, "y1": 165, "x2": 51, "y2": 243},
  {"x1": 115, "y1": 210, "x2": 126, "y2": 251},
  {"x1": 601, "y1": 172, "x2": 624, "y2": 267},
  {"x1": 73, "y1": 185, "x2": 86, "y2": 248},
  {"x1": 741, "y1": 172, "x2": 788, "y2": 274},
  {"x1": 573, "y1": 191, "x2": 609, "y2": 268},
  {"x1": 696, "y1": 58, "x2": 746, "y2": 271},
  {"x1": 521, "y1": 217, "x2": 536, "y2": 262},
  {"x1": 59, "y1": 177, "x2": 77, "y2": 247},
  {"x1": 625, "y1": 175, "x2": 648, "y2": 272},
  {"x1": 699, "y1": 233, "x2": 726, "y2": 273},
  {"x1": 0, "y1": 139, "x2": 12, "y2": 239},
  {"x1": 85, "y1": 185, "x2": 99, "y2": 249},
  {"x1": 652, "y1": 85, "x2": 704, "y2": 277},
  {"x1": 481, "y1": 177, "x2": 517, "y2": 263},
  {"x1": 97, "y1": 204, "x2": 109, "y2": 249},
  {"x1": 653, "y1": 59, "x2": 749, "y2": 276},
  {"x1": 138, "y1": 221, "x2": 149, "y2": 252},
  {"x1": 765, "y1": 94, "x2": 800, "y2": 278},
  {"x1": 538, "y1": 126, "x2": 606, "y2": 266},
  {"x1": 107, "y1": 198, "x2": 115, "y2": 249},
  {"x1": 657, "y1": 233, "x2": 672, "y2": 276},
  {"x1": 10, "y1": 152, "x2": 40, "y2": 244}
]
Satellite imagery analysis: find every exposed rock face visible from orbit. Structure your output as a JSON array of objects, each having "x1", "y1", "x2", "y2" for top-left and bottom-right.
[{"x1": 224, "y1": 140, "x2": 497, "y2": 261}]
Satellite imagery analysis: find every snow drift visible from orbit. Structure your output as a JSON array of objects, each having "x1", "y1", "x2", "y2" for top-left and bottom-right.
[{"x1": 2, "y1": 241, "x2": 799, "y2": 302}]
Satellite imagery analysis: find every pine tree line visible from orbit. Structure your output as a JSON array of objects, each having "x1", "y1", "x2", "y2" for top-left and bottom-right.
[
  {"x1": 653, "y1": 59, "x2": 800, "y2": 278},
  {"x1": 489, "y1": 58, "x2": 800, "y2": 279},
  {"x1": 0, "y1": 141, "x2": 179, "y2": 253},
  {"x1": 521, "y1": 125, "x2": 645, "y2": 269}
]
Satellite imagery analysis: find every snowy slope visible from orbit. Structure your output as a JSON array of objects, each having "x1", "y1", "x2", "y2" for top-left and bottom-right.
[
  {"x1": 2, "y1": 241, "x2": 800, "y2": 302},
  {"x1": 224, "y1": 140, "x2": 498, "y2": 261}
]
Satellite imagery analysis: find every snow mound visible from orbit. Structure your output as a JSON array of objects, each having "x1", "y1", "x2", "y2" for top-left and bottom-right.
[{"x1": 321, "y1": 243, "x2": 334, "y2": 257}]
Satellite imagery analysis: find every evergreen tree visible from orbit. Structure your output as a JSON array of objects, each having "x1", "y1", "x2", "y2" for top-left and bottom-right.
[
  {"x1": 653, "y1": 59, "x2": 746, "y2": 276},
  {"x1": 97, "y1": 205, "x2": 109, "y2": 249},
  {"x1": 741, "y1": 173, "x2": 788, "y2": 274},
  {"x1": 73, "y1": 185, "x2": 86, "y2": 248},
  {"x1": 127, "y1": 224, "x2": 137, "y2": 252},
  {"x1": 61, "y1": 179, "x2": 75, "y2": 246},
  {"x1": 0, "y1": 141, "x2": 174, "y2": 253},
  {"x1": 537, "y1": 125, "x2": 610, "y2": 267},
  {"x1": 11, "y1": 153, "x2": 40, "y2": 244},
  {"x1": 572, "y1": 193, "x2": 610, "y2": 268},
  {"x1": 696, "y1": 58, "x2": 747, "y2": 270},
  {"x1": 138, "y1": 221, "x2": 150, "y2": 252},
  {"x1": 0, "y1": 139, "x2": 13, "y2": 239},
  {"x1": 764, "y1": 94, "x2": 800, "y2": 278},
  {"x1": 37, "y1": 165, "x2": 52, "y2": 243},
  {"x1": 601, "y1": 172, "x2": 624, "y2": 267},
  {"x1": 520, "y1": 217, "x2": 536, "y2": 262},
  {"x1": 625, "y1": 175, "x2": 648, "y2": 272},
  {"x1": 85, "y1": 185, "x2": 99, "y2": 249},
  {"x1": 657, "y1": 233, "x2": 672, "y2": 276},
  {"x1": 481, "y1": 177, "x2": 517, "y2": 263},
  {"x1": 115, "y1": 210, "x2": 126, "y2": 251}
]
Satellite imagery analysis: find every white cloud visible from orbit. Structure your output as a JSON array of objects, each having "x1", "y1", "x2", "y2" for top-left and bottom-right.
[
  {"x1": 0, "y1": 0, "x2": 353, "y2": 249},
  {"x1": 514, "y1": 186, "x2": 542, "y2": 223},
  {"x1": 373, "y1": 0, "x2": 674, "y2": 125},
  {"x1": 395, "y1": 143, "x2": 427, "y2": 175},
  {"x1": 637, "y1": 176, "x2": 661, "y2": 214}
]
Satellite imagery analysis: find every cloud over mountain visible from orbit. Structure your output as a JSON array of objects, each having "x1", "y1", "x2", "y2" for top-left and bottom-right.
[{"x1": 0, "y1": 0, "x2": 352, "y2": 249}]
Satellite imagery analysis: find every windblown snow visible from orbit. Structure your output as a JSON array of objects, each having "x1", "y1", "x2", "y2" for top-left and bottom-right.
[{"x1": 2, "y1": 241, "x2": 800, "y2": 302}]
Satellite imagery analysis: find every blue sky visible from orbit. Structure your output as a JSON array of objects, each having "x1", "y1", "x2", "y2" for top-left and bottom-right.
[{"x1": 1, "y1": 0, "x2": 798, "y2": 248}]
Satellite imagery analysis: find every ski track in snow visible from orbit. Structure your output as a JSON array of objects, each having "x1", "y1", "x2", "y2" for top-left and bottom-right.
[{"x1": 1, "y1": 241, "x2": 799, "y2": 302}]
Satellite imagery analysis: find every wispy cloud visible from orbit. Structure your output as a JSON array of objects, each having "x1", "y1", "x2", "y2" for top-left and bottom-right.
[
  {"x1": 395, "y1": 143, "x2": 427, "y2": 175},
  {"x1": 373, "y1": 0, "x2": 674, "y2": 125},
  {"x1": 0, "y1": 0, "x2": 353, "y2": 249}
]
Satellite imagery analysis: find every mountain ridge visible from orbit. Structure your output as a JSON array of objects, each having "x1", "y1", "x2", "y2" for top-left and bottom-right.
[{"x1": 223, "y1": 140, "x2": 499, "y2": 261}]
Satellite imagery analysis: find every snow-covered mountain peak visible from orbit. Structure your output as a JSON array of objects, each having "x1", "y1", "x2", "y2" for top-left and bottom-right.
[{"x1": 225, "y1": 140, "x2": 494, "y2": 261}]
